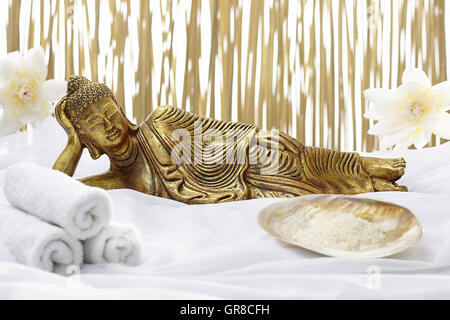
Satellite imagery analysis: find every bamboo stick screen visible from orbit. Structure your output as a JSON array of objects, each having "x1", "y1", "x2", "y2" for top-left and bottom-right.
[{"x1": 0, "y1": 0, "x2": 448, "y2": 152}]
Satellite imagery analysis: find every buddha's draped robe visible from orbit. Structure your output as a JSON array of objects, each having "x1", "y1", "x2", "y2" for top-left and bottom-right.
[{"x1": 136, "y1": 106, "x2": 374, "y2": 204}]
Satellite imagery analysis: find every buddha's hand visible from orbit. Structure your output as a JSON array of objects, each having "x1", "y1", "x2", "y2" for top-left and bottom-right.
[
  {"x1": 55, "y1": 97, "x2": 82, "y2": 149},
  {"x1": 53, "y1": 97, "x2": 83, "y2": 175}
]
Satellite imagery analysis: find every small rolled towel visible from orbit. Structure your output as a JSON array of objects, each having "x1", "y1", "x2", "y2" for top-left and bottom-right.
[
  {"x1": 4, "y1": 163, "x2": 112, "y2": 240},
  {"x1": 84, "y1": 222, "x2": 142, "y2": 266},
  {"x1": 0, "y1": 204, "x2": 83, "y2": 273}
]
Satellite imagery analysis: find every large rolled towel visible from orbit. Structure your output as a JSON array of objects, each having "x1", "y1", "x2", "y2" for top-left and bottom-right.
[
  {"x1": 0, "y1": 203, "x2": 83, "y2": 273},
  {"x1": 4, "y1": 163, "x2": 112, "y2": 240},
  {"x1": 84, "y1": 222, "x2": 142, "y2": 266}
]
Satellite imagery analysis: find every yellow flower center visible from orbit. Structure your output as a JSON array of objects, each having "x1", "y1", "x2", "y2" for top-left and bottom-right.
[
  {"x1": 408, "y1": 101, "x2": 429, "y2": 122},
  {"x1": 17, "y1": 85, "x2": 34, "y2": 104},
  {"x1": 7, "y1": 75, "x2": 40, "y2": 109}
]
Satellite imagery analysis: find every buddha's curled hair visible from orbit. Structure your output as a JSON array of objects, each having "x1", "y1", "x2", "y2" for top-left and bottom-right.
[{"x1": 65, "y1": 75, "x2": 118, "y2": 124}]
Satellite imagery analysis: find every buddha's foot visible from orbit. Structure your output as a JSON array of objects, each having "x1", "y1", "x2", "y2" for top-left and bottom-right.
[
  {"x1": 361, "y1": 157, "x2": 406, "y2": 182},
  {"x1": 371, "y1": 177, "x2": 408, "y2": 192},
  {"x1": 361, "y1": 156, "x2": 408, "y2": 192}
]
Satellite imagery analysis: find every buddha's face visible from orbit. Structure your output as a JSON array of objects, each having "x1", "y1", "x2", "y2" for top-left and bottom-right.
[{"x1": 77, "y1": 97, "x2": 129, "y2": 153}]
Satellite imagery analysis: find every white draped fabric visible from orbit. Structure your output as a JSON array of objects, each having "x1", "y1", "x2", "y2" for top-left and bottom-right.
[{"x1": 1, "y1": 118, "x2": 450, "y2": 299}]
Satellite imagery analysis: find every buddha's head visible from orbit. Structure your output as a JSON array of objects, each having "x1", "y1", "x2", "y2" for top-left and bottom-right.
[{"x1": 63, "y1": 76, "x2": 138, "y2": 159}]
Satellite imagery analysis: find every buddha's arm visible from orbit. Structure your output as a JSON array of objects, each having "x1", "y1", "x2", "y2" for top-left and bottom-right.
[
  {"x1": 53, "y1": 139, "x2": 83, "y2": 176},
  {"x1": 79, "y1": 171, "x2": 127, "y2": 190},
  {"x1": 53, "y1": 96, "x2": 85, "y2": 176},
  {"x1": 53, "y1": 141, "x2": 127, "y2": 189}
]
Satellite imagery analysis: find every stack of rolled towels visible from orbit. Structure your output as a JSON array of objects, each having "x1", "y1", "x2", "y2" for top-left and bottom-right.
[{"x1": 0, "y1": 163, "x2": 142, "y2": 274}]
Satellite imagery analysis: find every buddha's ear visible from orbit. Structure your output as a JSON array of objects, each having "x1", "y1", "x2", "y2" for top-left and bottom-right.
[
  {"x1": 126, "y1": 118, "x2": 139, "y2": 132},
  {"x1": 118, "y1": 107, "x2": 139, "y2": 132},
  {"x1": 84, "y1": 141, "x2": 102, "y2": 160}
]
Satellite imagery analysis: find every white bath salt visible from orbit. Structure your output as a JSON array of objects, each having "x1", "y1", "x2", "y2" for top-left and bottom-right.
[{"x1": 294, "y1": 213, "x2": 386, "y2": 252}]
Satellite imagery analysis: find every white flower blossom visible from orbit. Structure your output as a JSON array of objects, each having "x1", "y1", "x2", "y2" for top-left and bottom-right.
[
  {"x1": 364, "y1": 68, "x2": 450, "y2": 150},
  {"x1": 0, "y1": 47, "x2": 66, "y2": 136}
]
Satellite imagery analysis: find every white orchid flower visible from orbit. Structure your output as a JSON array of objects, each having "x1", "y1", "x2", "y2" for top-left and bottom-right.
[
  {"x1": 0, "y1": 47, "x2": 66, "y2": 136},
  {"x1": 364, "y1": 68, "x2": 450, "y2": 150}
]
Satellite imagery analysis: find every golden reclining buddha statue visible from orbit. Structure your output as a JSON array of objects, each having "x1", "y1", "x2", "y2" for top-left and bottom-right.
[{"x1": 53, "y1": 76, "x2": 407, "y2": 204}]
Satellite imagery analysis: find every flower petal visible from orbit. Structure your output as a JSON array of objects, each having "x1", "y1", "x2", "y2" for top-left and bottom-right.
[
  {"x1": 393, "y1": 137, "x2": 416, "y2": 151},
  {"x1": 0, "y1": 113, "x2": 22, "y2": 137},
  {"x1": 0, "y1": 51, "x2": 20, "y2": 82},
  {"x1": 401, "y1": 68, "x2": 431, "y2": 88},
  {"x1": 394, "y1": 139, "x2": 414, "y2": 151},
  {"x1": 0, "y1": 87, "x2": 8, "y2": 106},
  {"x1": 431, "y1": 81, "x2": 450, "y2": 108},
  {"x1": 394, "y1": 82, "x2": 430, "y2": 99},
  {"x1": 413, "y1": 130, "x2": 430, "y2": 149},
  {"x1": 31, "y1": 101, "x2": 51, "y2": 126},
  {"x1": 16, "y1": 103, "x2": 42, "y2": 124},
  {"x1": 364, "y1": 109, "x2": 381, "y2": 120},
  {"x1": 41, "y1": 79, "x2": 67, "y2": 102},
  {"x1": 20, "y1": 47, "x2": 47, "y2": 83},
  {"x1": 379, "y1": 136, "x2": 399, "y2": 150},
  {"x1": 364, "y1": 102, "x2": 402, "y2": 120},
  {"x1": 432, "y1": 113, "x2": 450, "y2": 140},
  {"x1": 378, "y1": 128, "x2": 421, "y2": 150},
  {"x1": 364, "y1": 89, "x2": 394, "y2": 105},
  {"x1": 380, "y1": 133, "x2": 413, "y2": 150},
  {"x1": 368, "y1": 119, "x2": 412, "y2": 136}
]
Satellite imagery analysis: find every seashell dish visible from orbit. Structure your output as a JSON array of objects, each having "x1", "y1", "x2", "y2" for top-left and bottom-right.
[{"x1": 258, "y1": 194, "x2": 423, "y2": 258}]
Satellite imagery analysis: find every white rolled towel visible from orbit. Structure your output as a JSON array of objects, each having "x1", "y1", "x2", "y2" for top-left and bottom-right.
[
  {"x1": 0, "y1": 203, "x2": 83, "y2": 273},
  {"x1": 4, "y1": 163, "x2": 112, "y2": 240},
  {"x1": 84, "y1": 223, "x2": 142, "y2": 266}
]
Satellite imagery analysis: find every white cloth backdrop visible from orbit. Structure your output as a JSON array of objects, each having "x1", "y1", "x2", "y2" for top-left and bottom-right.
[{"x1": 1, "y1": 118, "x2": 450, "y2": 299}]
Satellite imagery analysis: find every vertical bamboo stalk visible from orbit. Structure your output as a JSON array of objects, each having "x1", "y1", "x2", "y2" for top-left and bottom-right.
[
  {"x1": 7, "y1": 1, "x2": 21, "y2": 53},
  {"x1": 244, "y1": 0, "x2": 261, "y2": 126},
  {"x1": 2, "y1": 0, "x2": 448, "y2": 151}
]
